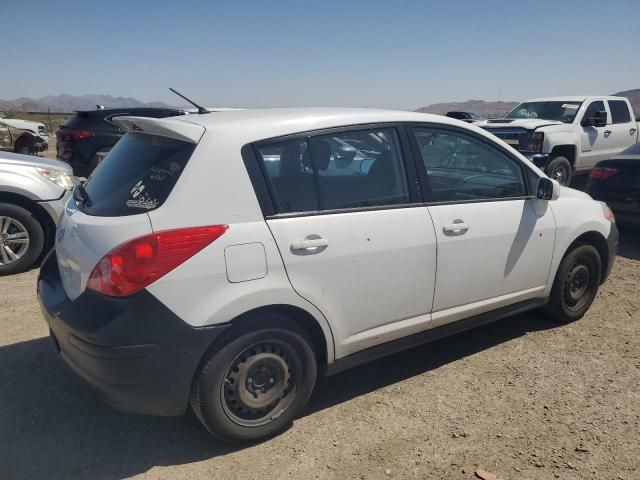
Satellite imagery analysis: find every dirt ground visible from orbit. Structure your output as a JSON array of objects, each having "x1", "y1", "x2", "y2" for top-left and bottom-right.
[{"x1": 0, "y1": 226, "x2": 639, "y2": 480}]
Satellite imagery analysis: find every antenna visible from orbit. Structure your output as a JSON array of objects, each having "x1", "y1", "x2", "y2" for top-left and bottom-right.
[{"x1": 169, "y1": 88, "x2": 209, "y2": 114}]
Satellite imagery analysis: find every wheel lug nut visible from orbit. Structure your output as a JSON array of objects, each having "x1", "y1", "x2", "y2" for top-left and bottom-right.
[
  {"x1": 268, "y1": 378, "x2": 275, "y2": 384},
  {"x1": 248, "y1": 378, "x2": 253, "y2": 384}
]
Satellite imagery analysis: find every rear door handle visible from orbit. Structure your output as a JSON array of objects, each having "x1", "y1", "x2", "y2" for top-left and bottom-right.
[
  {"x1": 443, "y1": 220, "x2": 469, "y2": 236},
  {"x1": 604, "y1": 130, "x2": 612, "y2": 137},
  {"x1": 291, "y1": 237, "x2": 329, "y2": 250},
  {"x1": 630, "y1": 128, "x2": 637, "y2": 134}
]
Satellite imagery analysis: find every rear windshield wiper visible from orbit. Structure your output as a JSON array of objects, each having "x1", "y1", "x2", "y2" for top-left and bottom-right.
[{"x1": 73, "y1": 184, "x2": 92, "y2": 207}]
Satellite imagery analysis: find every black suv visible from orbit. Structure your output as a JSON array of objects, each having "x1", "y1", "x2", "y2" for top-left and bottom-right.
[{"x1": 56, "y1": 108, "x2": 186, "y2": 176}]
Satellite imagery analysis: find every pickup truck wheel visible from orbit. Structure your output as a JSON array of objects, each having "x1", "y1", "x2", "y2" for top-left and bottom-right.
[
  {"x1": 14, "y1": 136, "x2": 35, "y2": 155},
  {"x1": 545, "y1": 156, "x2": 572, "y2": 186},
  {"x1": 190, "y1": 315, "x2": 317, "y2": 443},
  {"x1": 545, "y1": 244, "x2": 601, "y2": 323},
  {"x1": 0, "y1": 203, "x2": 45, "y2": 276}
]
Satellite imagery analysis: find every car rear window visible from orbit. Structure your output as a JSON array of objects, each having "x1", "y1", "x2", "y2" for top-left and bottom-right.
[{"x1": 78, "y1": 132, "x2": 195, "y2": 216}]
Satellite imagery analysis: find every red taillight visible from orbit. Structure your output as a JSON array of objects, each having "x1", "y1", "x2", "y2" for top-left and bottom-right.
[
  {"x1": 590, "y1": 167, "x2": 619, "y2": 180},
  {"x1": 86, "y1": 225, "x2": 228, "y2": 297},
  {"x1": 56, "y1": 129, "x2": 94, "y2": 142}
]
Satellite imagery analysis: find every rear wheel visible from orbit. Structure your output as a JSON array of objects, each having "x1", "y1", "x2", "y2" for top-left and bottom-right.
[
  {"x1": 545, "y1": 244, "x2": 601, "y2": 323},
  {"x1": 545, "y1": 156, "x2": 572, "y2": 186},
  {"x1": 0, "y1": 203, "x2": 45, "y2": 276},
  {"x1": 190, "y1": 314, "x2": 317, "y2": 443}
]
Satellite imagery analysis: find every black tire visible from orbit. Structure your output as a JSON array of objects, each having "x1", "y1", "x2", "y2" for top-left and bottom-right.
[
  {"x1": 14, "y1": 135, "x2": 35, "y2": 155},
  {"x1": 190, "y1": 314, "x2": 317, "y2": 443},
  {"x1": 0, "y1": 203, "x2": 45, "y2": 276},
  {"x1": 545, "y1": 156, "x2": 572, "y2": 186},
  {"x1": 545, "y1": 244, "x2": 601, "y2": 323}
]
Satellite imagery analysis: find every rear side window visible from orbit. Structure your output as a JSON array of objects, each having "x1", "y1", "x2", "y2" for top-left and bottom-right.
[
  {"x1": 79, "y1": 133, "x2": 195, "y2": 216},
  {"x1": 255, "y1": 128, "x2": 410, "y2": 214},
  {"x1": 608, "y1": 100, "x2": 631, "y2": 124}
]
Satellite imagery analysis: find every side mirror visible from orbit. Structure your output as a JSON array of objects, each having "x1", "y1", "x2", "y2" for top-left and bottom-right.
[
  {"x1": 581, "y1": 110, "x2": 608, "y2": 127},
  {"x1": 537, "y1": 177, "x2": 560, "y2": 200},
  {"x1": 593, "y1": 110, "x2": 608, "y2": 127}
]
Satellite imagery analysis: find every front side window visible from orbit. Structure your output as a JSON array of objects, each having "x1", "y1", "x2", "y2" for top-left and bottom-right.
[
  {"x1": 256, "y1": 128, "x2": 410, "y2": 214},
  {"x1": 583, "y1": 100, "x2": 605, "y2": 122},
  {"x1": 608, "y1": 100, "x2": 631, "y2": 124},
  {"x1": 505, "y1": 101, "x2": 582, "y2": 123},
  {"x1": 412, "y1": 127, "x2": 526, "y2": 202}
]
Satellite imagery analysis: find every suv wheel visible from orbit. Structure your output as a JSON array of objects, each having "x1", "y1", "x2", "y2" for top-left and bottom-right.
[
  {"x1": 545, "y1": 156, "x2": 572, "y2": 186},
  {"x1": 545, "y1": 244, "x2": 601, "y2": 323},
  {"x1": 190, "y1": 315, "x2": 317, "y2": 443},
  {"x1": 0, "y1": 203, "x2": 45, "y2": 275}
]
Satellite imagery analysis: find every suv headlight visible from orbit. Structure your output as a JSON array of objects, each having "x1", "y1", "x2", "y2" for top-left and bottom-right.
[{"x1": 36, "y1": 167, "x2": 77, "y2": 190}]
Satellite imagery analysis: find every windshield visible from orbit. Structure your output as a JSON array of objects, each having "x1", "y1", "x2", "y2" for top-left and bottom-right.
[{"x1": 505, "y1": 101, "x2": 582, "y2": 123}]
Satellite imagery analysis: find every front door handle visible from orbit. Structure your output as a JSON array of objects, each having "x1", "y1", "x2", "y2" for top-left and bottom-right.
[
  {"x1": 291, "y1": 237, "x2": 329, "y2": 250},
  {"x1": 604, "y1": 130, "x2": 612, "y2": 137},
  {"x1": 630, "y1": 128, "x2": 637, "y2": 135},
  {"x1": 443, "y1": 220, "x2": 469, "y2": 236}
]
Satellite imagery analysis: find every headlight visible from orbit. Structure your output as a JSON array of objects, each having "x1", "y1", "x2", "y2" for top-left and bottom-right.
[
  {"x1": 522, "y1": 131, "x2": 544, "y2": 153},
  {"x1": 598, "y1": 201, "x2": 615, "y2": 223},
  {"x1": 36, "y1": 168, "x2": 77, "y2": 190}
]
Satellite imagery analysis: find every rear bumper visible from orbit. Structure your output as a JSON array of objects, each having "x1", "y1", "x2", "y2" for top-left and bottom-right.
[{"x1": 37, "y1": 251, "x2": 228, "y2": 416}]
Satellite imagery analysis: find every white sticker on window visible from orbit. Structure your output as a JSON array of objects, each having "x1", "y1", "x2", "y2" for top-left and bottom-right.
[{"x1": 562, "y1": 104, "x2": 579, "y2": 109}]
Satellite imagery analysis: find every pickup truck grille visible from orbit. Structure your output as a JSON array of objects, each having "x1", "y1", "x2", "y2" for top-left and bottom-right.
[
  {"x1": 38, "y1": 125, "x2": 47, "y2": 135},
  {"x1": 482, "y1": 127, "x2": 529, "y2": 151}
]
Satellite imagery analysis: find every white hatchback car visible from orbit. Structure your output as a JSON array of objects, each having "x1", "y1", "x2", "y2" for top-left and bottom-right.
[{"x1": 38, "y1": 108, "x2": 617, "y2": 443}]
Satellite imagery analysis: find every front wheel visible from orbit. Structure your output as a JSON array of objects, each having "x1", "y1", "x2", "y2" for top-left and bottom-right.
[
  {"x1": 545, "y1": 156, "x2": 572, "y2": 186},
  {"x1": 545, "y1": 244, "x2": 601, "y2": 323},
  {"x1": 0, "y1": 203, "x2": 45, "y2": 276},
  {"x1": 190, "y1": 315, "x2": 317, "y2": 443}
]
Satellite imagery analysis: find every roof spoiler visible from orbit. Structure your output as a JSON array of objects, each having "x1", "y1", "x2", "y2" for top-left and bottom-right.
[{"x1": 111, "y1": 116, "x2": 205, "y2": 143}]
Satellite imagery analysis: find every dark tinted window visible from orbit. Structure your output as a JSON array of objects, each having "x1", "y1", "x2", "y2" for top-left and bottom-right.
[
  {"x1": 412, "y1": 127, "x2": 526, "y2": 202},
  {"x1": 256, "y1": 128, "x2": 410, "y2": 213},
  {"x1": 80, "y1": 133, "x2": 194, "y2": 216},
  {"x1": 584, "y1": 100, "x2": 605, "y2": 121},
  {"x1": 608, "y1": 100, "x2": 631, "y2": 124}
]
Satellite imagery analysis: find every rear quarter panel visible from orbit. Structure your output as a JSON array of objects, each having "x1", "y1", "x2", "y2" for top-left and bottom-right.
[{"x1": 145, "y1": 132, "x2": 336, "y2": 361}]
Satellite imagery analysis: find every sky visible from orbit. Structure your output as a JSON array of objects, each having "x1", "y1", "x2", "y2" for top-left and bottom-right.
[{"x1": 1, "y1": 0, "x2": 639, "y2": 109}]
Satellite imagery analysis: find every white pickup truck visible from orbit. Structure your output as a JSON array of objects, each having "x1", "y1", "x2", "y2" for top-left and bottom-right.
[
  {"x1": 0, "y1": 114, "x2": 49, "y2": 155},
  {"x1": 479, "y1": 96, "x2": 639, "y2": 185}
]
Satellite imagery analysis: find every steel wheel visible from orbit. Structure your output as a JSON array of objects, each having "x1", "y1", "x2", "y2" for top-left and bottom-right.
[
  {"x1": 551, "y1": 163, "x2": 569, "y2": 184},
  {"x1": 562, "y1": 258, "x2": 592, "y2": 312},
  {"x1": 0, "y1": 216, "x2": 30, "y2": 266},
  {"x1": 221, "y1": 340, "x2": 298, "y2": 427}
]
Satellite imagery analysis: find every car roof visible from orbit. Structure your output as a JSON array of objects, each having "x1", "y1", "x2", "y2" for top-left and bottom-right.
[
  {"x1": 171, "y1": 107, "x2": 466, "y2": 141},
  {"x1": 0, "y1": 151, "x2": 73, "y2": 172},
  {"x1": 524, "y1": 96, "x2": 626, "y2": 103}
]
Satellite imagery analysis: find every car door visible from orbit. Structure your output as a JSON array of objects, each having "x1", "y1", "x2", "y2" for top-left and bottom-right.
[
  {"x1": 255, "y1": 126, "x2": 438, "y2": 359},
  {"x1": 409, "y1": 125, "x2": 556, "y2": 328},
  {"x1": 579, "y1": 100, "x2": 610, "y2": 170},
  {"x1": 607, "y1": 99, "x2": 638, "y2": 155}
]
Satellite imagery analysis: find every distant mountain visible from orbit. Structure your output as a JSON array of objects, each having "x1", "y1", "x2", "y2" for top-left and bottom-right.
[
  {"x1": 415, "y1": 99, "x2": 519, "y2": 118},
  {"x1": 0, "y1": 94, "x2": 175, "y2": 112}
]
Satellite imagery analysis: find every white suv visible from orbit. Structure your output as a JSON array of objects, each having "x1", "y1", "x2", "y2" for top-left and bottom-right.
[{"x1": 38, "y1": 108, "x2": 618, "y2": 443}]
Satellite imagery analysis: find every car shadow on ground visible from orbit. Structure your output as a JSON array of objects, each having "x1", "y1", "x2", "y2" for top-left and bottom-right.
[
  {"x1": 0, "y1": 309, "x2": 559, "y2": 480},
  {"x1": 618, "y1": 224, "x2": 640, "y2": 260}
]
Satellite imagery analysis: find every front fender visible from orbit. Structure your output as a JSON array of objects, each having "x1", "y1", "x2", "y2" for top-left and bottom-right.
[
  {"x1": 0, "y1": 167, "x2": 64, "y2": 201},
  {"x1": 545, "y1": 198, "x2": 613, "y2": 296}
]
